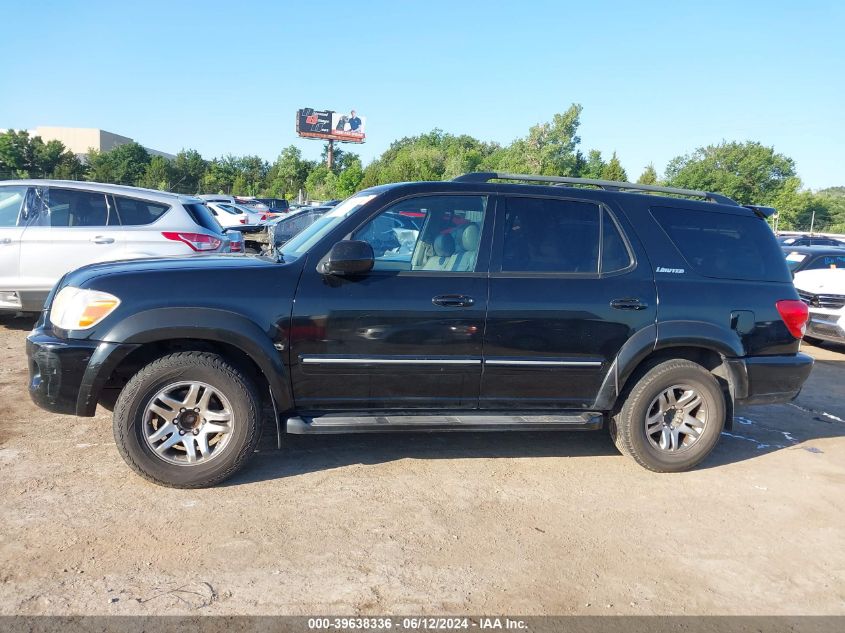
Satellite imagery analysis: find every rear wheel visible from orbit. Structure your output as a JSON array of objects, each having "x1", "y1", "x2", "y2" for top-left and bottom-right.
[
  {"x1": 113, "y1": 351, "x2": 261, "y2": 488},
  {"x1": 610, "y1": 359, "x2": 725, "y2": 472}
]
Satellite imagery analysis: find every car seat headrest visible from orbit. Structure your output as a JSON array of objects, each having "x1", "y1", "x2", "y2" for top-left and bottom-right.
[
  {"x1": 458, "y1": 223, "x2": 480, "y2": 251},
  {"x1": 433, "y1": 233, "x2": 455, "y2": 257}
]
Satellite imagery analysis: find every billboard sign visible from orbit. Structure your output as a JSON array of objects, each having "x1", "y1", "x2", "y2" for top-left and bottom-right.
[{"x1": 296, "y1": 108, "x2": 366, "y2": 143}]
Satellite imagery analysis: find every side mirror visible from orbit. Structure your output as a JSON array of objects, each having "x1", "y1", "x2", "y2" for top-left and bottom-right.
[{"x1": 319, "y1": 240, "x2": 374, "y2": 276}]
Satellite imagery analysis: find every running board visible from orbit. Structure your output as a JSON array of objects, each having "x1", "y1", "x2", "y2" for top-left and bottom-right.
[{"x1": 285, "y1": 412, "x2": 603, "y2": 434}]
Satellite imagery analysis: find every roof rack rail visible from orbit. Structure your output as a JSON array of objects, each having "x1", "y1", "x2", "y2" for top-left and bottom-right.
[{"x1": 452, "y1": 172, "x2": 738, "y2": 206}]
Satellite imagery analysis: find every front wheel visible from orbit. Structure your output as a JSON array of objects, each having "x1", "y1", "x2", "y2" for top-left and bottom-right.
[
  {"x1": 610, "y1": 359, "x2": 726, "y2": 472},
  {"x1": 113, "y1": 351, "x2": 261, "y2": 488}
]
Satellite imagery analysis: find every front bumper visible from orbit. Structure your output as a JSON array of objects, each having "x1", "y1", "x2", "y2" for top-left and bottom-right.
[
  {"x1": 27, "y1": 328, "x2": 138, "y2": 417},
  {"x1": 728, "y1": 352, "x2": 814, "y2": 406}
]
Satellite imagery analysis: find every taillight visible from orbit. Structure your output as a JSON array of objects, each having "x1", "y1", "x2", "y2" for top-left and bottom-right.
[
  {"x1": 229, "y1": 239, "x2": 243, "y2": 253},
  {"x1": 260, "y1": 213, "x2": 268, "y2": 221},
  {"x1": 162, "y1": 231, "x2": 222, "y2": 252},
  {"x1": 240, "y1": 218, "x2": 247, "y2": 224},
  {"x1": 776, "y1": 299, "x2": 809, "y2": 339}
]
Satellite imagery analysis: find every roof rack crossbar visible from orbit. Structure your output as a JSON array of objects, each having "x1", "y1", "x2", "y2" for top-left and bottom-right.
[{"x1": 452, "y1": 172, "x2": 738, "y2": 206}]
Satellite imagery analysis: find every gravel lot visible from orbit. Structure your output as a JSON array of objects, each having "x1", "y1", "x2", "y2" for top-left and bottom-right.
[{"x1": 1, "y1": 313, "x2": 843, "y2": 615}]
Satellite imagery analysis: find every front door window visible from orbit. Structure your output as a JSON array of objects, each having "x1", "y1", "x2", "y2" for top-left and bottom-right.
[{"x1": 353, "y1": 195, "x2": 488, "y2": 273}]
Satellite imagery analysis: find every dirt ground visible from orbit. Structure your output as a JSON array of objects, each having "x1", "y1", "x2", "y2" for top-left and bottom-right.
[{"x1": 1, "y1": 313, "x2": 843, "y2": 616}]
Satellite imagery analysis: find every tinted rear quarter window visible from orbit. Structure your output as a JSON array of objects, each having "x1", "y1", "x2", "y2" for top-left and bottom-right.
[
  {"x1": 113, "y1": 195, "x2": 170, "y2": 226},
  {"x1": 652, "y1": 206, "x2": 789, "y2": 282},
  {"x1": 183, "y1": 202, "x2": 224, "y2": 234}
]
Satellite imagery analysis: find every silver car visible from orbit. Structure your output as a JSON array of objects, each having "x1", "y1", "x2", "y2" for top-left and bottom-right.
[{"x1": 0, "y1": 180, "x2": 235, "y2": 312}]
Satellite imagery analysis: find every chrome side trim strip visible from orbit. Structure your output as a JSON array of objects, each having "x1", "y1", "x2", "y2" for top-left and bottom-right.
[
  {"x1": 484, "y1": 360, "x2": 602, "y2": 367},
  {"x1": 301, "y1": 357, "x2": 481, "y2": 365}
]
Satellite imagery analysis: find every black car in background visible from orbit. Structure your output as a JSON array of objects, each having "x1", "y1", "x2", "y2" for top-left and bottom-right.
[
  {"x1": 253, "y1": 197, "x2": 290, "y2": 213},
  {"x1": 267, "y1": 206, "x2": 333, "y2": 250},
  {"x1": 782, "y1": 245, "x2": 845, "y2": 274},
  {"x1": 26, "y1": 172, "x2": 813, "y2": 487},
  {"x1": 778, "y1": 234, "x2": 845, "y2": 247}
]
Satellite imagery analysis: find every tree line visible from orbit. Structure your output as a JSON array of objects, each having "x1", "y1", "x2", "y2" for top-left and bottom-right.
[{"x1": 2, "y1": 104, "x2": 843, "y2": 232}]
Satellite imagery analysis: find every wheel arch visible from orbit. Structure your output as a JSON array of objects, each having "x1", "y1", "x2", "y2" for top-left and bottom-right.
[
  {"x1": 90, "y1": 307, "x2": 292, "y2": 415},
  {"x1": 594, "y1": 321, "x2": 745, "y2": 430}
]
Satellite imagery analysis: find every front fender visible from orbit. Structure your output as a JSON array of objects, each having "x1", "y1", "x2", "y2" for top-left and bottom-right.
[{"x1": 98, "y1": 307, "x2": 292, "y2": 411}]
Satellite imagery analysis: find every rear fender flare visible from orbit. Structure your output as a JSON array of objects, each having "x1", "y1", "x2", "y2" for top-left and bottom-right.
[{"x1": 593, "y1": 321, "x2": 744, "y2": 410}]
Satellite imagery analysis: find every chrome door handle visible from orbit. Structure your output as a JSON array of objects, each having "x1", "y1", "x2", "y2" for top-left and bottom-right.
[
  {"x1": 0, "y1": 238, "x2": 11, "y2": 244},
  {"x1": 91, "y1": 236, "x2": 115, "y2": 244},
  {"x1": 432, "y1": 294, "x2": 475, "y2": 308}
]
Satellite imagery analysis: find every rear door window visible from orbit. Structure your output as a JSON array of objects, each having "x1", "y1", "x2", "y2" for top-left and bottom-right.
[
  {"x1": 0, "y1": 186, "x2": 27, "y2": 227},
  {"x1": 44, "y1": 188, "x2": 110, "y2": 227},
  {"x1": 651, "y1": 207, "x2": 789, "y2": 282},
  {"x1": 501, "y1": 197, "x2": 601, "y2": 273}
]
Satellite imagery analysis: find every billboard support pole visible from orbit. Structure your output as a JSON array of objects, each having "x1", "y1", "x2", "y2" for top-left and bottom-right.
[{"x1": 326, "y1": 139, "x2": 334, "y2": 171}]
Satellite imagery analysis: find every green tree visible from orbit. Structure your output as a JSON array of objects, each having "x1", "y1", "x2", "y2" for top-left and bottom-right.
[
  {"x1": 818, "y1": 186, "x2": 845, "y2": 198},
  {"x1": 0, "y1": 130, "x2": 83, "y2": 179},
  {"x1": 579, "y1": 149, "x2": 606, "y2": 179},
  {"x1": 233, "y1": 155, "x2": 268, "y2": 195},
  {"x1": 201, "y1": 156, "x2": 239, "y2": 194},
  {"x1": 637, "y1": 163, "x2": 658, "y2": 185},
  {"x1": 171, "y1": 149, "x2": 207, "y2": 193},
  {"x1": 361, "y1": 129, "x2": 497, "y2": 187},
  {"x1": 0, "y1": 130, "x2": 31, "y2": 177},
  {"x1": 52, "y1": 152, "x2": 86, "y2": 180},
  {"x1": 304, "y1": 164, "x2": 338, "y2": 199},
  {"x1": 664, "y1": 141, "x2": 796, "y2": 205},
  {"x1": 30, "y1": 138, "x2": 67, "y2": 176},
  {"x1": 484, "y1": 104, "x2": 583, "y2": 176},
  {"x1": 266, "y1": 145, "x2": 313, "y2": 199},
  {"x1": 600, "y1": 151, "x2": 628, "y2": 182},
  {"x1": 86, "y1": 142, "x2": 151, "y2": 185},
  {"x1": 336, "y1": 156, "x2": 364, "y2": 198},
  {"x1": 139, "y1": 155, "x2": 174, "y2": 190}
]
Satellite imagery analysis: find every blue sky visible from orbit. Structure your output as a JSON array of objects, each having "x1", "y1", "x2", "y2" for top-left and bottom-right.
[{"x1": 2, "y1": 0, "x2": 842, "y2": 189}]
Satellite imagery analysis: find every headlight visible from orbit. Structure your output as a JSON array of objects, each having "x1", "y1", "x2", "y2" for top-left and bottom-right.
[{"x1": 50, "y1": 287, "x2": 121, "y2": 330}]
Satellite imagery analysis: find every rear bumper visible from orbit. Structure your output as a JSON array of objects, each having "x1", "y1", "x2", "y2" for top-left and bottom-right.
[
  {"x1": 27, "y1": 328, "x2": 138, "y2": 417},
  {"x1": 729, "y1": 352, "x2": 814, "y2": 406}
]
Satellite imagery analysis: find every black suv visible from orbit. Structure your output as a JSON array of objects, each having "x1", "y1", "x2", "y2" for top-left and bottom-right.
[{"x1": 26, "y1": 172, "x2": 813, "y2": 487}]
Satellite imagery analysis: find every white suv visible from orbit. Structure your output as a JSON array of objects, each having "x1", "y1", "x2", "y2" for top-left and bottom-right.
[
  {"x1": 794, "y1": 268, "x2": 845, "y2": 345},
  {"x1": 0, "y1": 180, "x2": 235, "y2": 312}
]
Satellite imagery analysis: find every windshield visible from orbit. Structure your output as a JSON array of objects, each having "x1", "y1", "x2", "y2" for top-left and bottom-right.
[{"x1": 281, "y1": 194, "x2": 378, "y2": 256}]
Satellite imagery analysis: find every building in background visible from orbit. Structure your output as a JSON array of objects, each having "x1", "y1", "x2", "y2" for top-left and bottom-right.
[{"x1": 28, "y1": 126, "x2": 174, "y2": 160}]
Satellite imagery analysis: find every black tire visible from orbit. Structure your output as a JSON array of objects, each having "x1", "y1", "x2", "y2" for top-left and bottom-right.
[
  {"x1": 113, "y1": 351, "x2": 261, "y2": 488},
  {"x1": 610, "y1": 359, "x2": 725, "y2": 473}
]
